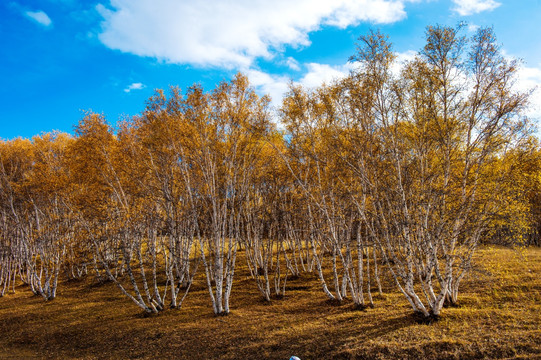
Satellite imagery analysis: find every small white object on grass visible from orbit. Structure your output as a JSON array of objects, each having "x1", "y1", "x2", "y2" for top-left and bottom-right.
[{"x1": 289, "y1": 357, "x2": 301, "y2": 360}]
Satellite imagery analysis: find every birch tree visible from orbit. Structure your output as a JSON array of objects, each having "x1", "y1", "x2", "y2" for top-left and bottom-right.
[
  {"x1": 0, "y1": 139, "x2": 33, "y2": 296},
  {"x1": 336, "y1": 25, "x2": 531, "y2": 317},
  {"x1": 186, "y1": 74, "x2": 273, "y2": 315},
  {"x1": 281, "y1": 84, "x2": 383, "y2": 308}
]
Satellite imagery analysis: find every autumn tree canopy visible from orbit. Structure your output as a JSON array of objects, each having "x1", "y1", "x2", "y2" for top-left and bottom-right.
[{"x1": 0, "y1": 25, "x2": 538, "y2": 319}]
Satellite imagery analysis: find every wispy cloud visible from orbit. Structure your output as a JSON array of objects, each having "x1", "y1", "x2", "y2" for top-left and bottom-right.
[
  {"x1": 124, "y1": 82, "x2": 145, "y2": 93},
  {"x1": 452, "y1": 0, "x2": 501, "y2": 16},
  {"x1": 24, "y1": 10, "x2": 53, "y2": 27},
  {"x1": 467, "y1": 23, "x2": 480, "y2": 32},
  {"x1": 285, "y1": 57, "x2": 301, "y2": 71},
  {"x1": 96, "y1": 0, "x2": 413, "y2": 68}
]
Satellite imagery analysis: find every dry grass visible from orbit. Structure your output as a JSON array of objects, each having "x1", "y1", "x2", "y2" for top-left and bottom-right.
[{"x1": 0, "y1": 246, "x2": 540, "y2": 359}]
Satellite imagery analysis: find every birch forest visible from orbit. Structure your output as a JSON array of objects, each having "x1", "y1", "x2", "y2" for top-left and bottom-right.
[{"x1": 1, "y1": 25, "x2": 539, "y2": 322}]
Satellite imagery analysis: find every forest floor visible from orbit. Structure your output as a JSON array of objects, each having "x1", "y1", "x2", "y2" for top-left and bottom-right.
[{"x1": 0, "y1": 246, "x2": 540, "y2": 360}]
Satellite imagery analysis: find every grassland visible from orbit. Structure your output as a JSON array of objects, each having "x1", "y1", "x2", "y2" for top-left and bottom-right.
[{"x1": 0, "y1": 246, "x2": 540, "y2": 359}]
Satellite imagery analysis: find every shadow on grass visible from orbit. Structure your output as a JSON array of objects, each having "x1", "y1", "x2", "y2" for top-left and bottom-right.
[{"x1": 362, "y1": 313, "x2": 419, "y2": 339}]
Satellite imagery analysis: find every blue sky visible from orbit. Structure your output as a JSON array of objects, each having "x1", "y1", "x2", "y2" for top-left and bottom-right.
[{"x1": 1, "y1": 0, "x2": 541, "y2": 139}]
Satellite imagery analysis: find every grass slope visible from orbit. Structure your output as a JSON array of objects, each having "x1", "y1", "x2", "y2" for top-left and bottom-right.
[{"x1": 0, "y1": 246, "x2": 540, "y2": 359}]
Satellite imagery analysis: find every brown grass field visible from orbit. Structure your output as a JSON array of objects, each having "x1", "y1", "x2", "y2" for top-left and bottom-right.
[{"x1": 0, "y1": 246, "x2": 540, "y2": 359}]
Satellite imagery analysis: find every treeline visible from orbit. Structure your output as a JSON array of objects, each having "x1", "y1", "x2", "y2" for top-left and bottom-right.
[{"x1": 1, "y1": 25, "x2": 539, "y2": 318}]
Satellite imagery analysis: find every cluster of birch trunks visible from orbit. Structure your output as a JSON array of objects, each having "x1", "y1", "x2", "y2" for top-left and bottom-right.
[{"x1": 0, "y1": 25, "x2": 534, "y2": 318}]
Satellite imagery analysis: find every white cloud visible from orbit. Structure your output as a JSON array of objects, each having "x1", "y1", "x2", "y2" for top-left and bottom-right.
[
  {"x1": 299, "y1": 63, "x2": 354, "y2": 88},
  {"x1": 246, "y1": 49, "x2": 541, "y2": 134},
  {"x1": 124, "y1": 82, "x2": 145, "y2": 93},
  {"x1": 245, "y1": 63, "x2": 356, "y2": 130},
  {"x1": 246, "y1": 62, "x2": 357, "y2": 114},
  {"x1": 501, "y1": 50, "x2": 541, "y2": 123},
  {"x1": 246, "y1": 50, "x2": 415, "y2": 111},
  {"x1": 285, "y1": 57, "x2": 301, "y2": 71},
  {"x1": 97, "y1": 0, "x2": 412, "y2": 68},
  {"x1": 452, "y1": 0, "x2": 500, "y2": 16},
  {"x1": 245, "y1": 69, "x2": 288, "y2": 113},
  {"x1": 25, "y1": 10, "x2": 52, "y2": 27},
  {"x1": 516, "y1": 65, "x2": 541, "y2": 122},
  {"x1": 391, "y1": 50, "x2": 417, "y2": 75},
  {"x1": 467, "y1": 23, "x2": 480, "y2": 33}
]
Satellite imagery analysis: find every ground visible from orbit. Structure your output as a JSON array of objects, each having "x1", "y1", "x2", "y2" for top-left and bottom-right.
[{"x1": 0, "y1": 246, "x2": 540, "y2": 359}]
